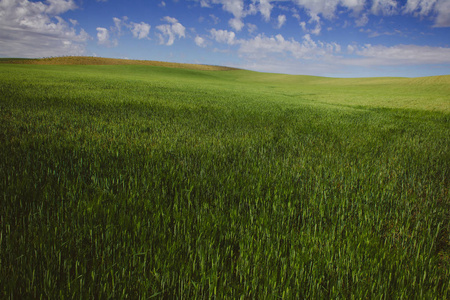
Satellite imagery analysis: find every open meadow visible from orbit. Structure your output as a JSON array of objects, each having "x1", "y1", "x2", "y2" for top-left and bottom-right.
[{"x1": 0, "y1": 58, "x2": 449, "y2": 298}]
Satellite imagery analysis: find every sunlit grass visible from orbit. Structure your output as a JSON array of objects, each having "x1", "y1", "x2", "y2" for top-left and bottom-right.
[{"x1": 0, "y1": 63, "x2": 449, "y2": 298}]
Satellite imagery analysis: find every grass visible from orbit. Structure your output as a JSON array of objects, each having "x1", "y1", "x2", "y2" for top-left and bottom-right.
[
  {"x1": 0, "y1": 59, "x2": 449, "y2": 298},
  {"x1": 0, "y1": 56, "x2": 239, "y2": 71}
]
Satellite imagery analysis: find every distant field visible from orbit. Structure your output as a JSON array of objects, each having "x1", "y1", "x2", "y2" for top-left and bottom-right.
[
  {"x1": 0, "y1": 56, "x2": 239, "y2": 71},
  {"x1": 0, "y1": 60, "x2": 449, "y2": 298}
]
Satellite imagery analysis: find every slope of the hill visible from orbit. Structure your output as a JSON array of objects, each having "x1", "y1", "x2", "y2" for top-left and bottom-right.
[
  {"x1": 0, "y1": 62, "x2": 449, "y2": 298},
  {"x1": 0, "y1": 56, "x2": 239, "y2": 71},
  {"x1": 1, "y1": 58, "x2": 448, "y2": 111}
]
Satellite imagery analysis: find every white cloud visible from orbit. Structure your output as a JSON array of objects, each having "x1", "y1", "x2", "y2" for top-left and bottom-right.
[
  {"x1": 200, "y1": 0, "x2": 211, "y2": 7},
  {"x1": 195, "y1": 0, "x2": 450, "y2": 37},
  {"x1": 69, "y1": 19, "x2": 78, "y2": 26},
  {"x1": 359, "y1": 27, "x2": 403, "y2": 38},
  {"x1": 237, "y1": 42, "x2": 450, "y2": 77},
  {"x1": 212, "y1": 0, "x2": 245, "y2": 31},
  {"x1": 277, "y1": 14, "x2": 287, "y2": 28},
  {"x1": 210, "y1": 28, "x2": 236, "y2": 45},
  {"x1": 310, "y1": 22, "x2": 322, "y2": 35},
  {"x1": 247, "y1": 23, "x2": 258, "y2": 33},
  {"x1": 237, "y1": 58, "x2": 340, "y2": 76},
  {"x1": 299, "y1": 21, "x2": 307, "y2": 31},
  {"x1": 259, "y1": 0, "x2": 274, "y2": 21},
  {"x1": 434, "y1": 0, "x2": 450, "y2": 27},
  {"x1": 371, "y1": 0, "x2": 398, "y2": 15},
  {"x1": 0, "y1": 0, "x2": 89, "y2": 57},
  {"x1": 130, "y1": 22, "x2": 151, "y2": 39},
  {"x1": 403, "y1": 0, "x2": 450, "y2": 27},
  {"x1": 347, "y1": 44, "x2": 355, "y2": 53},
  {"x1": 195, "y1": 35, "x2": 207, "y2": 47},
  {"x1": 163, "y1": 16, "x2": 179, "y2": 24},
  {"x1": 45, "y1": 0, "x2": 77, "y2": 14},
  {"x1": 172, "y1": 23, "x2": 186, "y2": 36},
  {"x1": 355, "y1": 13, "x2": 369, "y2": 27},
  {"x1": 113, "y1": 17, "x2": 123, "y2": 35},
  {"x1": 96, "y1": 27, "x2": 117, "y2": 47},
  {"x1": 156, "y1": 17, "x2": 186, "y2": 46},
  {"x1": 220, "y1": 0, "x2": 245, "y2": 18},
  {"x1": 404, "y1": 0, "x2": 437, "y2": 16},
  {"x1": 209, "y1": 27, "x2": 341, "y2": 61},
  {"x1": 348, "y1": 44, "x2": 450, "y2": 66},
  {"x1": 238, "y1": 33, "x2": 338, "y2": 60},
  {"x1": 229, "y1": 17, "x2": 245, "y2": 31},
  {"x1": 104, "y1": 17, "x2": 149, "y2": 44},
  {"x1": 210, "y1": 14, "x2": 220, "y2": 24},
  {"x1": 96, "y1": 27, "x2": 109, "y2": 44},
  {"x1": 293, "y1": 0, "x2": 365, "y2": 20}
]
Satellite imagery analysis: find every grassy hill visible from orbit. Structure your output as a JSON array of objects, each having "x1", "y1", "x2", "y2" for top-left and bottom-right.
[
  {"x1": 3, "y1": 56, "x2": 448, "y2": 111},
  {"x1": 0, "y1": 60, "x2": 449, "y2": 298},
  {"x1": 0, "y1": 56, "x2": 239, "y2": 71}
]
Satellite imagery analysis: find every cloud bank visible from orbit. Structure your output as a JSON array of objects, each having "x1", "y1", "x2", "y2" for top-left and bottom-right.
[
  {"x1": 156, "y1": 16, "x2": 186, "y2": 46},
  {"x1": 0, "y1": 0, "x2": 89, "y2": 57},
  {"x1": 193, "y1": 0, "x2": 450, "y2": 34}
]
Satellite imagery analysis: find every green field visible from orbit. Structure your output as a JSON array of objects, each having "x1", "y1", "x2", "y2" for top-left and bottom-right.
[{"x1": 1, "y1": 62, "x2": 449, "y2": 298}]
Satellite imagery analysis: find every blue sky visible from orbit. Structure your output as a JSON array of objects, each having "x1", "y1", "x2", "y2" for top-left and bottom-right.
[{"x1": 0, "y1": 0, "x2": 449, "y2": 77}]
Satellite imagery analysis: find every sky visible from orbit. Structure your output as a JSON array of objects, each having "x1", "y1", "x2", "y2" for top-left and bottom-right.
[{"x1": 0, "y1": 0, "x2": 450, "y2": 77}]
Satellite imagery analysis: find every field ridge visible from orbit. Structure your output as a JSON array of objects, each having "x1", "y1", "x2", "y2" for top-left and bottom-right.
[{"x1": 0, "y1": 56, "x2": 240, "y2": 71}]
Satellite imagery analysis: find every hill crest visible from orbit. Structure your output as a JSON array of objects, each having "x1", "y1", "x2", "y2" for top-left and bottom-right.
[{"x1": 0, "y1": 56, "x2": 239, "y2": 71}]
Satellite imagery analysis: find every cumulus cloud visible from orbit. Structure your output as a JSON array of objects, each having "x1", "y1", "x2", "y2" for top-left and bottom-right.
[
  {"x1": 197, "y1": 0, "x2": 263, "y2": 31},
  {"x1": 96, "y1": 27, "x2": 117, "y2": 47},
  {"x1": 403, "y1": 0, "x2": 450, "y2": 27},
  {"x1": 371, "y1": 0, "x2": 397, "y2": 15},
  {"x1": 0, "y1": 0, "x2": 89, "y2": 57},
  {"x1": 229, "y1": 17, "x2": 245, "y2": 31},
  {"x1": 195, "y1": 0, "x2": 450, "y2": 33},
  {"x1": 42, "y1": 0, "x2": 77, "y2": 14},
  {"x1": 195, "y1": 35, "x2": 207, "y2": 47},
  {"x1": 247, "y1": 23, "x2": 258, "y2": 33},
  {"x1": 196, "y1": 0, "x2": 369, "y2": 34},
  {"x1": 277, "y1": 14, "x2": 287, "y2": 28},
  {"x1": 156, "y1": 17, "x2": 186, "y2": 45},
  {"x1": 404, "y1": 0, "x2": 436, "y2": 16},
  {"x1": 219, "y1": 0, "x2": 245, "y2": 31},
  {"x1": 210, "y1": 28, "x2": 236, "y2": 45},
  {"x1": 99, "y1": 16, "x2": 150, "y2": 46},
  {"x1": 238, "y1": 42, "x2": 450, "y2": 76},
  {"x1": 289, "y1": 0, "x2": 366, "y2": 34},
  {"x1": 238, "y1": 33, "x2": 339, "y2": 60},
  {"x1": 294, "y1": 0, "x2": 365, "y2": 20},
  {"x1": 210, "y1": 14, "x2": 220, "y2": 24},
  {"x1": 208, "y1": 27, "x2": 342, "y2": 62},
  {"x1": 350, "y1": 44, "x2": 450, "y2": 66},
  {"x1": 130, "y1": 22, "x2": 151, "y2": 39},
  {"x1": 113, "y1": 17, "x2": 124, "y2": 35},
  {"x1": 434, "y1": 0, "x2": 450, "y2": 27},
  {"x1": 355, "y1": 13, "x2": 369, "y2": 27},
  {"x1": 259, "y1": 0, "x2": 274, "y2": 21},
  {"x1": 96, "y1": 27, "x2": 108, "y2": 44},
  {"x1": 163, "y1": 16, "x2": 179, "y2": 24},
  {"x1": 200, "y1": 0, "x2": 211, "y2": 7},
  {"x1": 220, "y1": 0, "x2": 245, "y2": 18},
  {"x1": 347, "y1": 44, "x2": 355, "y2": 54},
  {"x1": 309, "y1": 22, "x2": 322, "y2": 35}
]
